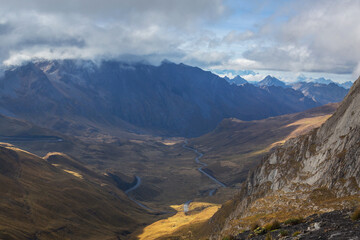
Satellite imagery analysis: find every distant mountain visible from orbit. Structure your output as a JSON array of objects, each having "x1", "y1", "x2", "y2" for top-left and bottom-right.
[
  {"x1": 340, "y1": 81, "x2": 353, "y2": 89},
  {"x1": 296, "y1": 76, "x2": 353, "y2": 89},
  {"x1": 291, "y1": 82, "x2": 348, "y2": 105},
  {"x1": 224, "y1": 75, "x2": 248, "y2": 85},
  {"x1": 0, "y1": 60, "x2": 320, "y2": 137},
  {"x1": 312, "y1": 77, "x2": 334, "y2": 85},
  {"x1": 258, "y1": 75, "x2": 287, "y2": 88}
]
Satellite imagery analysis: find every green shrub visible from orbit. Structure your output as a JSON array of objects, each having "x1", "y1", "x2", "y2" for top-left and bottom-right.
[
  {"x1": 284, "y1": 217, "x2": 304, "y2": 225},
  {"x1": 351, "y1": 208, "x2": 360, "y2": 221},
  {"x1": 279, "y1": 229, "x2": 288, "y2": 237},
  {"x1": 292, "y1": 231, "x2": 301, "y2": 237},
  {"x1": 264, "y1": 220, "x2": 280, "y2": 231},
  {"x1": 253, "y1": 226, "x2": 266, "y2": 235}
]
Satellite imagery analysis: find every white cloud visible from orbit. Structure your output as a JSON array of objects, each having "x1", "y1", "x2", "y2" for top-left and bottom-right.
[
  {"x1": 0, "y1": 0, "x2": 227, "y2": 66},
  {"x1": 243, "y1": 0, "x2": 360, "y2": 75},
  {"x1": 0, "y1": 0, "x2": 359, "y2": 80},
  {"x1": 223, "y1": 30, "x2": 255, "y2": 44}
]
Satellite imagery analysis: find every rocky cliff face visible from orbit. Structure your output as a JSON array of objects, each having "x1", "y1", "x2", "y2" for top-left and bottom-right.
[{"x1": 212, "y1": 77, "x2": 360, "y2": 238}]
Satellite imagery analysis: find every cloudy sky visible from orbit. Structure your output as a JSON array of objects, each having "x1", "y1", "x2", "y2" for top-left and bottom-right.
[{"x1": 0, "y1": 0, "x2": 359, "y2": 83}]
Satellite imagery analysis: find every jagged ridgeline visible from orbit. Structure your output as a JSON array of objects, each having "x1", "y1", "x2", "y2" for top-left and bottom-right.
[
  {"x1": 0, "y1": 60, "x2": 320, "y2": 137},
  {"x1": 208, "y1": 76, "x2": 360, "y2": 238}
]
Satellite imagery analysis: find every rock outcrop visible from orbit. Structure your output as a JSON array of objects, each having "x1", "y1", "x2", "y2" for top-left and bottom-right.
[{"x1": 211, "y1": 77, "x2": 360, "y2": 238}]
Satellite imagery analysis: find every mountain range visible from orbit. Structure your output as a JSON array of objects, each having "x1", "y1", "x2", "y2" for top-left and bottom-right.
[
  {"x1": 297, "y1": 76, "x2": 354, "y2": 89},
  {"x1": 241, "y1": 75, "x2": 349, "y2": 105},
  {"x1": 225, "y1": 74, "x2": 350, "y2": 105},
  {"x1": 292, "y1": 81, "x2": 349, "y2": 105},
  {"x1": 0, "y1": 60, "x2": 321, "y2": 137}
]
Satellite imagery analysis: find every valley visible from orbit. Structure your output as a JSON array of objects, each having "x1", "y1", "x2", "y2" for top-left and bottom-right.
[
  {"x1": 0, "y1": 96, "x2": 337, "y2": 240},
  {"x1": 0, "y1": 60, "x2": 356, "y2": 240}
]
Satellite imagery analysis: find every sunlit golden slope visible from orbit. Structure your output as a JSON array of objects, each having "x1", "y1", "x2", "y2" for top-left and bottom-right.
[{"x1": 135, "y1": 202, "x2": 220, "y2": 240}]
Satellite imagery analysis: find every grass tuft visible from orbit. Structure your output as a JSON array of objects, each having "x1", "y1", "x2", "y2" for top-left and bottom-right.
[
  {"x1": 284, "y1": 217, "x2": 304, "y2": 226},
  {"x1": 279, "y1": 229, "x2": 288, "y2": 237},
  {"x1": 351, "y1": 207, "x2": 360, "y2": 221},
  {"x1": 253, "y1": 227, "x2": 267, "y2": 235},
  {"x1": 264, "y1": 220, "x2": 280, "y2": 231}
]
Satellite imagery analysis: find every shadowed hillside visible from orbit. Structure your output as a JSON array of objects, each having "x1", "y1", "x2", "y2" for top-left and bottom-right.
[
  {"x1": 0, "y1": 60, "x2": 320, "y2": 137},
  {"x1": 0, "y1": 144, "x2": 157, "y2": 240}
]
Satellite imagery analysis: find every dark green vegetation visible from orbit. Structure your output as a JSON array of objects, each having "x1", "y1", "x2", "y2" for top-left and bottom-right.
[
  {"x1": 284, "y1": 217, "x2": 304, "y2": 226},
  {"x1": 264, "y1": 220, "x2": 280, "y2": 231}
]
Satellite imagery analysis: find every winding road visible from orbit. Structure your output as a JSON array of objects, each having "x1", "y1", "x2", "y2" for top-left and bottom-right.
[
  {"x1": 124, "y1": 176, "x2": 158, "y2": 212},
  {"x1": 125, "y1": 176, "x2": 141, "y2": 194},
  {"x1": 124, "y1": 140, "x2": 227, "y2": 214},
  {"x1": 182, "y1": 140, "x2": 226, "y2": 187},
  {"x1": 182, "y1": 140, "x2": 226, "y2": 213}
]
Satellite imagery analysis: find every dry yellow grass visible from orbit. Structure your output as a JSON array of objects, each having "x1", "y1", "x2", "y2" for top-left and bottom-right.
[
  {"x1": 43, "y1": 152, "x2": 70, "y2": 159},
  {"x1": 63, "y1": 169, "x2": 84, "y2": 179},
  {"x1": 278, "y1": 115, "x2": 331, "y2": 144},
  {"x1": 159, "y1": 139, "x2": 184, "y2": 146},
  {"x1": 3, "y1": 145, "x2": 42, "y2": 158},
  {"x1": 247, "y1": 115, "x2": 331, "y2": 158},
  {"x1": 137, "y1": 202, "x2": 220, "y2": 240},
  {"x1": 0, "y1": 142, "x2": 14, "y2": 147},
  {"x1": 161, "y1": 142, "x2": 178, "y2": 146}
]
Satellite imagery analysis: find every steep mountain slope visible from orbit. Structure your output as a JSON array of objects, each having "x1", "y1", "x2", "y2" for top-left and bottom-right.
[
  {"x1": 209, "y1": 77, "x2": 360, "y2": 238},
  {"x1": 0, "y1": 145, "x2": 154, "y2": 240},
  {"x1": 258, "y1": 75, "x2": 287, "y2": 88},
  {"x1": 0, "y1": 60, "x2": 320, "y2": 137},
  {"x1": 291, "y1": 82, "x2": 348, "y2": 105}
]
